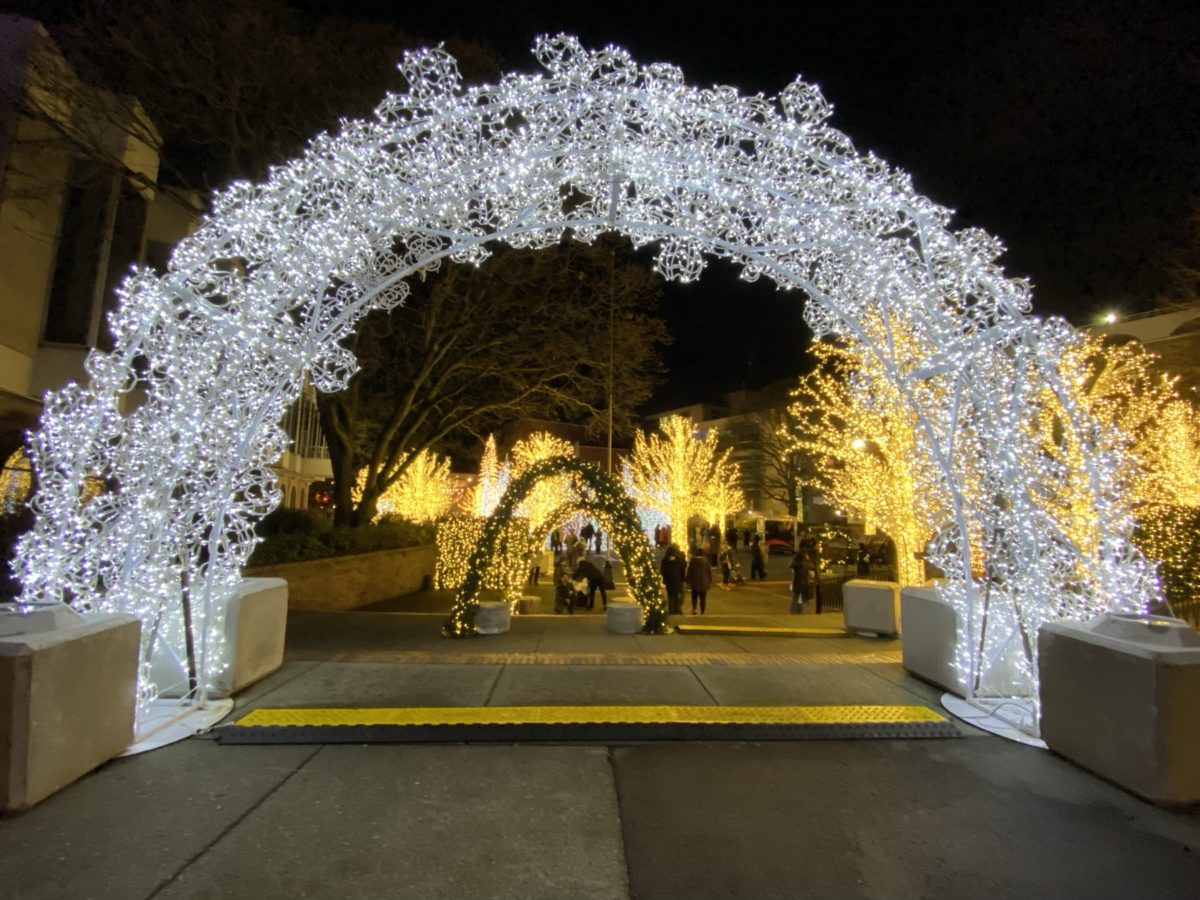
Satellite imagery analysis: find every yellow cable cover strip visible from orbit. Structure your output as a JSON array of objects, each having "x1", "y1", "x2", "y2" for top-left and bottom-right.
[{"x1": 235, "y1": 704, "x2": 947, "y2": 728}]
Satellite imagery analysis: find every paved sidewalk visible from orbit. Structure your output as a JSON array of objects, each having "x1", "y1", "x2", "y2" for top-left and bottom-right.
[{"x1": 2, "y1": 607, "x2": 1198, "y2": 899}]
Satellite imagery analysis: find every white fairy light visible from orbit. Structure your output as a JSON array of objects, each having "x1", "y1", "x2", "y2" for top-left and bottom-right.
[{"x1": 14, "y1": 36, "x2": 1157, "y2": 724}]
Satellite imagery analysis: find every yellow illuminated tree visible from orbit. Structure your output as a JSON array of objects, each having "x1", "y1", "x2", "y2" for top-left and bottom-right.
[
  {"x1": 353, "y1": 448, "x2": 453, "y2": 524},
  {"x1": 472, "y1": 434, "x2": 507, "y2": 517},
  {"x1": 790, "y1": 335, "x2": 933, "y2": 586},
  {"x1": 622, "y1": 415, "x2": 742, "y2": 542},
  {"x1": 508, "y1": 432, "x2": 577, "y2": 537},
  {"x1": 1035, "y1": 334, "x2": 1200, "y2": 610}
]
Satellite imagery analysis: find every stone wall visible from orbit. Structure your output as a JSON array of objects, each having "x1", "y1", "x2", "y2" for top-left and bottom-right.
[{"x1": 243, "y1": 543, "x2": 435, "y2": 611}]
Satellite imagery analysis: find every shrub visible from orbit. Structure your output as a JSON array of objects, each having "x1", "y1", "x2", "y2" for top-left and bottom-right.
[{"x1": 247, "y1": 511, "x2": 435, "y2": 566}]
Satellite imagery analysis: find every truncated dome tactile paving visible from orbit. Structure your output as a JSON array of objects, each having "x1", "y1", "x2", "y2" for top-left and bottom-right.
[{"x1": 216, "y1": 704, "x2": 962, "y2": 743}]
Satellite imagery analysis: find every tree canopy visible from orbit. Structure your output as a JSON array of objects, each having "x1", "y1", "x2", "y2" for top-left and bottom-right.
[
  {"x1": 19, "y1": 0, "x2": 499, "y2": 191},
  {"x1": 319, "y1": 236, "x2": 669, "y2": 526}
]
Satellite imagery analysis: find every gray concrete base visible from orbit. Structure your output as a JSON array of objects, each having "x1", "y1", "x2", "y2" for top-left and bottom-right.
[
  {"x1": 1, "y1": 611, "x2": 140, "y2": 812},
  {"x1": 900, "y1": 585, "x2": 963, "y2": 694},
  {"x1": 1040, "y1": 614, "x2": 1200, "y2": 804},
  {"x1": 150, "y1": 578, "x2": 288, "y2": 699},
  {"x1": 843, "y1": 579, "x2": 900, "y2": 636},
  {"x1": 606, "y1": 600, "x2": 642, "y2": 633},
  {"x1": 476, "y1": 600, "x2": 511, "y2": 634}
]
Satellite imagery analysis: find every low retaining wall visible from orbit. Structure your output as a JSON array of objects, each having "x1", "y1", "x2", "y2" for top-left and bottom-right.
[{"x1": 244, "y1": 543, "x2": 435, "y2": 611}]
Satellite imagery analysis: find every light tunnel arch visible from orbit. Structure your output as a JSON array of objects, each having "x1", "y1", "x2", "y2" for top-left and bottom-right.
[
  {"x1": 14, "y1": 35, "x2": 1156, "y2": 712},
  {"x1": 446, "y1": 455, "x2": 667, "y2": 636}
]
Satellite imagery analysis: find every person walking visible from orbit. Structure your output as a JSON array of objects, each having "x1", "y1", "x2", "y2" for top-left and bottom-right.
[
  {"x1": 686, "y1": 549, "x2": 713, "y2": 615},
  {"x1": 749, "y1": 534, "x2": 767, "y2": 581},
  {"x1": 789, "y1": 548, "x2": 815, "y2": 614},
  {"x1": 660, "y1": 542, "x2": 687, "y2": 615},
  {"x1": 572, "y1": 558, "x2": 609, "y2": 610}
]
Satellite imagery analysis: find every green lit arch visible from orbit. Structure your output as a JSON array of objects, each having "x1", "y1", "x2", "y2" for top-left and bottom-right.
[{"x1": 443, "y1": 456, "x2": 668, "y2": 636}]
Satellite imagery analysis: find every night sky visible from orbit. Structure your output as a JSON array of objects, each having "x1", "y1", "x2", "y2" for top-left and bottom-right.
[
  {"x1": 26, "y1": 1, "x2": 1200, "y2": 410},
  {"x1": 304, "y1": 0, "x2": 1199, "y2": 410}
]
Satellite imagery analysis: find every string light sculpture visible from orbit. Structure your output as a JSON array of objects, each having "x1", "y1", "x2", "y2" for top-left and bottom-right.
[
  {"x1": 444, "y1": 455, "x2": 667, "y2": 636},
  {"x1": 13, "y1": 35, "x2": 1157, "y2": 724}
]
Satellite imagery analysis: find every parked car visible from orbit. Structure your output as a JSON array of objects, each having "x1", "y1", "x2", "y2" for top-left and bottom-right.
[{"x1": 765, "y1": 537, "x2": 794, "y2": 555}]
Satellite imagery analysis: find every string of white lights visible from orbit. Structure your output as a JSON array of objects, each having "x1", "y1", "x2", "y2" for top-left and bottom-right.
[{"x1": 15, "y1": 35, "x2": 1157, "y2": 718}]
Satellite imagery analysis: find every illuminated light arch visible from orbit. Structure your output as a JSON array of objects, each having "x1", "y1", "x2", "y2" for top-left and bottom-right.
[
  {"x1": 445, "y1": 456, "x2": 667, "y2": 636},
  {"x1": 14, "y1": 36, "x2": 1156, "y2": 717}
]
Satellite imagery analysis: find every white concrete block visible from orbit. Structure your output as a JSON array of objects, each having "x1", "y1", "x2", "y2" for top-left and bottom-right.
[
  {"x1": 900, "y1": 586, "x2": 965, "y2": 694},
  {"x1": 606, "y1": 600, "x2": 643, "y2": 634},
  {"x1": 475, "y1": 600, "x2": 511, "y2": 635},
  {"x1": 151, "y1": 578, "x2": 288, "y2": 699},
  {"x1": 1039, "y1": 613, "x2": 1200, "y2": 805},
  {"x1": 0, "y1": 609, "x2": 140, "y2": 812},
  {"x1": 842, "y1": 579, "x2": 900, "y2": 636}
]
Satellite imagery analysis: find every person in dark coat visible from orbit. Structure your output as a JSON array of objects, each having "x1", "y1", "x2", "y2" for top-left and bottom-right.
[
  {"x1": 660, "y1": 542, "x2": 687, "y2": 614},
  {"x1": 686, "y1": 549, "x2": 713, "y2": 615},
  {"x1": 790, "y1": 549, "x2": 816, "y2": 614},
  {"x1": 572, "y1": 558, "x2": 608, "y2": 610},
  {"x1": 749, "y1": 535, "x2": 767, "y2": 580},
  {"x1": 726, "y1": 525, "x2": 739, "y2": 552}
]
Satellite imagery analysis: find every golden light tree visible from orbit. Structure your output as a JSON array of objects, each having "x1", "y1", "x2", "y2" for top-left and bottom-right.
[
  {"x1": 508, "y1": 432, "x2": 577, "y2": 537},
  {"x1": 1033, "y1": 334, "x2": 1200, "y2": 611},
  {"x1": 353, "y1": 448, "x2": 454, "y2": 524},
  {"x1": 1, "y1": 449, "x2": 34, "y2": 515},
  {"x1": 473, "y1": 433, "x2": 507, "y2": 517},
  {"x1": 622, "y1": 414, "x2": 742, "y2": 542},
  {"x1": 790, "y1": 335, "x2": 933, "y2": 587}
]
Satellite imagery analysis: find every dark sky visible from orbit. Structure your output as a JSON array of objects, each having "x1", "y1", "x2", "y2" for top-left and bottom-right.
[
  {"x1": 300, "y1": 0, "x2": 1199, "y2": 410},
  {"x1": 27, "y1": 0, "x2": 1199, "y2": 411}
]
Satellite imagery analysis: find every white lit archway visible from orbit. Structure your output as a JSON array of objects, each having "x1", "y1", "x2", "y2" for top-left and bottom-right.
[{"x1": 16, "y1": 36, "x2": 1156, "y2": 716}]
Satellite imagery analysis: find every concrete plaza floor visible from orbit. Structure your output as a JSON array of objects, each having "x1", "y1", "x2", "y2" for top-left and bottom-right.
[{"x1": 2, "y1": 587, "x2": 1199, "y2": 899}]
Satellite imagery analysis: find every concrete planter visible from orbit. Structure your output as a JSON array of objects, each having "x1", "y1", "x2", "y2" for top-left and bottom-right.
[
  {"x1": 842, "y1": 579, "x2": 900, "y2": 637},
  {"x1": 475, "y1": 601, "x2": 511, "y2": 635},
  {"x1": 150, "y1": 578, "x2": 288, "y2": 699},
  {"x1": 900, "y1": 585, "x2": 963, "y2": 694},
  {"x1": 606, "y1": 600, "x2": 642, "y2": 634},
  {"x1": 1, "y1": 607, "x2": 141, "y2": 812},
  {"x1": 1039, "y1": 613, "x2": 1200, "y2": 805}
]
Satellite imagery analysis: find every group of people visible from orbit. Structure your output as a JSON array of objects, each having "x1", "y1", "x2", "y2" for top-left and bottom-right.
[
  {"x1": 549, "y1": 521, "x2": 613, "y2": 614},
  {"x1": 658, "y1": 542, "x2": 715, "y2": 615}
]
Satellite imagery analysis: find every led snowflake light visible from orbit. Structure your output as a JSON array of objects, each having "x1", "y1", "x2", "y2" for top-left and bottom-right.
[{"x1": 15, "y1": 36, "x2": 1158, "y2": 721}]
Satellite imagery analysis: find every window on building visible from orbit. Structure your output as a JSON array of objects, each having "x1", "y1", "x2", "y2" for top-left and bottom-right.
[{"x1": 43, "y1": 156, "x2": 118, "y2": 345}]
